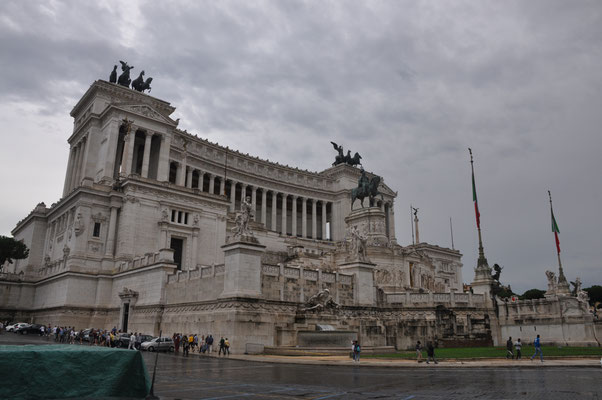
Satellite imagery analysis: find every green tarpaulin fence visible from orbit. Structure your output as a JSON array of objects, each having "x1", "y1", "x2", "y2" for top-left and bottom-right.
[{"x1": 0, "y1": 345, "x2": 150, "y2": 399}]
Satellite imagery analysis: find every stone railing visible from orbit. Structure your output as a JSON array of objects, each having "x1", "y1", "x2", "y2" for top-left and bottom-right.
[
  {"x1": 0, "y1": 271, "x2": 32, "y2": 282},
  {"x1": 167, "y1": 264, "x2": 225, "y2": 284},
  {"x1": 385, "y1": 291, "x2": 488, "y2": 308},
  {"x1": 261, "y1": 264, "x2": 353, "y2": 286},
  {"x1": 116, "y1": 249, "x2": 175, "y2": 273},
  {"x1": 37, "y1": 259, "x2": 66, "y2": 278}
]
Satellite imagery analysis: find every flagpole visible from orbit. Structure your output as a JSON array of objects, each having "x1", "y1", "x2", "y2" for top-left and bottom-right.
[
  {"x1": 450, "y1": 217, "x2": 455, "y2": 250},
  {"x1": 410, "y1": 204, "x2": 415, "y2": 245},
  {"x1": 469, "y1": 148, "x2": 488, "y2": 268},
  {"x1": 548, "y1": 190, "x2": 569, "y2": 294}
]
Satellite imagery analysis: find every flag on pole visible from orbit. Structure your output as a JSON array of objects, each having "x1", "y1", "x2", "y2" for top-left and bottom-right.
[
  {"x1": 471, "y1": 166, "x2": 481, "y2": 229},
  {"x1": 551, "y1": 207, "x2": 560, "y2": 254}
]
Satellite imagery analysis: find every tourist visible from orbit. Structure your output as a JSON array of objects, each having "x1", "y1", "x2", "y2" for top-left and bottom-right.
[
  {"x1": 188, "y1": 334, "x2": 194, "y2": 352},
  {"x1": 224, "y1": 338, "x2": 230, "y2": 355},
  {"x1": 219, "y1": 337, "x2": 226, "y2": 355},
  {"x1": 192, "y1": 334, "x2": 198, "y2": 352},
  {"x1": 506, "y1": 337, "x2": 514, "y2": 359},
  {"x1": 173, "y1": 333, "x2": 180, "y2": 353},
  {"x1": 129, "y1": 332, "x2": 136, "y2": 349},
  {"x1": 207, "y1": 335, "x2": 214, "y2": 353},
  {"x1": 514, "y1": 338, "x2": 522, "y2": 360},
  {"x1": 352, "y1": 340, "x2": 361, "y2": 363},
  {"x1": 531, "y1": 334, "x2": 543, "y2": 362},
  {"x1": 182, "y1": 335, "x2": 190, "y2": 356},
  {"x1": 426, "y1": 342, "x2": 438, "y2": 364},
  {"x1": 415, "y1": 341, "x2": 423, "y2": 363}
]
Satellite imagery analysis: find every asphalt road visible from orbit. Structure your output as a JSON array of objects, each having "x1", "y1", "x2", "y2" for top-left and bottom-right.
[{"x1": 2, "y1": 332, "x2": 602, "y2": 399}]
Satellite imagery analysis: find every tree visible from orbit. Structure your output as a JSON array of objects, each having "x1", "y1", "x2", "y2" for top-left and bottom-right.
[
  {"x1": 520, "y1": 289, "x2": 546, "y2": 300},
  {"x1": 0, "y1": 235, "x2": 29, "y2": 272},
  {"x1": 583, "y1": 285, "x2": 602, "y2": 307}
]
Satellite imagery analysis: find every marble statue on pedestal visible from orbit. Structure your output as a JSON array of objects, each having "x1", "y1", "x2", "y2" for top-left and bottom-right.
[{"x1": 231, "y1": 196, "x2": 254, "y2": 240}]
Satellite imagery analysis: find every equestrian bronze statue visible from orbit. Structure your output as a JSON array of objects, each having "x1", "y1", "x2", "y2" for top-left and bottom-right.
[
  {"x1": 351, "y1": 169, "x2": 383, "y2": 209},
  {"x1": 331, "y1": 141, "x2": 362, "y2": 167}
]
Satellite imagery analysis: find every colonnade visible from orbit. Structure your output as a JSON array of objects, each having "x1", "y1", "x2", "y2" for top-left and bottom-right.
[{"x1": 168, "y1": 159, "x2": 333, "y2": 240}]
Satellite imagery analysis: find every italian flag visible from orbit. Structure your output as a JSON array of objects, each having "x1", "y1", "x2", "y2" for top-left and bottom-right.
[
  {"x1": 472, "y1": 169, "x2": 481, "y2": 229},
  {"x1": 551, "y1": 208, "x2": 560, "y2": 254}
]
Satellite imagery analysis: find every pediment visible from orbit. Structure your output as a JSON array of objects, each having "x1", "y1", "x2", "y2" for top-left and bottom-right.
[{"x1": 114, "y1": 103, "x2": 177, "y2": 126}]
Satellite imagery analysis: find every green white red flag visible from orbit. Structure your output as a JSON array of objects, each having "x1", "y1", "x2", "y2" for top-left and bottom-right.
[
  {"x1": 551, "y1": 207, "x2": 560, "y2": 254},
  {"x1": 471, "y1": 162, "x2": 481, "y2": 229}
]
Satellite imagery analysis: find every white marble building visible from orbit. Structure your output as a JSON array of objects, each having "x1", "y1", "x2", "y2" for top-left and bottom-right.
[{"x1": 1, "y1": 80, "x2": 504, "y2": 352}]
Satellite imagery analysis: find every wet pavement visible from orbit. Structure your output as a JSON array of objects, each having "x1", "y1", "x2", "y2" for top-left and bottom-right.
[{"x1": 2, "y1": 332, "x2": 602, "y2": 399}]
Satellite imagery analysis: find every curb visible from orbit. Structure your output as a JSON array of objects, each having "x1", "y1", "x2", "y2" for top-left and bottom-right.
[{"x1": 180, "y1": 351, "x2": 602, "y2": 369}]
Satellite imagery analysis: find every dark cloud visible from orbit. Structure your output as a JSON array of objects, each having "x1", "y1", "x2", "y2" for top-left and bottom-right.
[{"x1": 1, "y1": 0, "x2": 601, "y2": 292}]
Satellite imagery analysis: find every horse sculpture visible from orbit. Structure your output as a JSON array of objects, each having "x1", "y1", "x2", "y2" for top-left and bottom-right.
[
  {"x1": 132, "y1": 71, "x2": 153, "y2": 93},
  {"x1": 351, "y1": 175, "x2": 383, "y2": 209},
  {"x1": 117, "y1": 60, "x2": 134, "y2": 87},
  {"x1": 345, "y1": 152, "x2": 362, "y2": 166}
]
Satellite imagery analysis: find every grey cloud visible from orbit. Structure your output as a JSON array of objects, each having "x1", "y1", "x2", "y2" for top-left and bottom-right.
[{"x1": 0, "y1": 0, "x2": 601, "y2": 292}]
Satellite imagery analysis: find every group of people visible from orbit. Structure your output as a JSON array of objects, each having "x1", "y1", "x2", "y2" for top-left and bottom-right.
[
  {"x1": 172, "y1": 334, "x2": 231, "y2": 356},
  {"x1": 415, "y1": 341, "x2": 438, "y2": 364},
  {"x1": 506, "y1": 334, "x2": 544, "y2": 362}
]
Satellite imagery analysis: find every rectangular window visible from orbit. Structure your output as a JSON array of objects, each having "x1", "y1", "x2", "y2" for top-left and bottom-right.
[
  {"x1": 171, "y1": 210, "x2": 176, "y2": 222},
  {"x1": 93, "y1": 222, "x2": 101, "y2": 238},
  {"x1": 184, "y1": 213, "x2": 189, "y2": 225}
]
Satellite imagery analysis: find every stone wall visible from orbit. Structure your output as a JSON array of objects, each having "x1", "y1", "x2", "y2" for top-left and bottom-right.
[
  {"x1": 164, "y1": 265, "x2": 225, "y2": 303},
  {"x1": 497, "y1": 296, "x2": 599, "y2": 346},
  {"x1": 260, "y1": 264, "x2": 354, "y2": 305}
]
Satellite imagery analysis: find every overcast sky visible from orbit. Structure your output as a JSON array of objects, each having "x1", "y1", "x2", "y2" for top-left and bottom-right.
[{"x1": 1, "y1": 0, "x2": 601, "y2": 292}]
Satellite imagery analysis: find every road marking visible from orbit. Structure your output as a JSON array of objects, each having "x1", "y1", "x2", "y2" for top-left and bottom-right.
[{"x1": 403, "y1": 396, "x2": 416, "y2": 400}]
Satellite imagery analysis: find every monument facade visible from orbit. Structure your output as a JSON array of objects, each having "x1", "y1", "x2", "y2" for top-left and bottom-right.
[{"x1": 2, "y1": 79, "x2": 597, "y2": 352}]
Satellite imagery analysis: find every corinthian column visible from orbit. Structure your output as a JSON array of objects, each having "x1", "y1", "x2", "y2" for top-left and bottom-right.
[
  {"x1": 229, "y1": 181, "x2": 237, "y2": 211},
  {"x1": 271, "y1": 191, "x2": 278, "y2": 231},
  {"x1": 291, "y1": 195, "x2": 298, "y2": 237},
  {"x1": 141, "y1": 132, "x2": 153, "y2": 178},
  {"x1": 311, "y1": 199, "x2": 317, "y2": 239},
  {"x1": 261, "y1": 189, "x2": 267, "y2": 224},
  {"x1": 281, "y1": 193, "x2": 288, "y2": 235},
  {"x1": 322, "y1": 201, "x2": 328, "y2": 240},
  {"x1": 251, "y1": 187, "x2": 257, "y2": 221},
  {"x1": 122, "y1": 128, "x2": 136, "y2": 176},
  {"x1": 302, "y1": 197, "x2": 307, "y2": 238}
]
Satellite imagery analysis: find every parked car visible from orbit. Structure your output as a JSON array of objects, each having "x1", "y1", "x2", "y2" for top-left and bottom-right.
[
  {"x1": 6, "y1": 323, "x2": 29, "y2": 332},
  {"x1": 140, "y1": 337, "x2": 174, "y2": 352},
  {"x1": 117, "y1": 333, "x2": 155, "y2": 349},
  {"x1": 136, "y1": 335, "x2": 154, "y2": 350},
  {"x1": 16, "y1": 324, "x2": 44, "y2": 335}
]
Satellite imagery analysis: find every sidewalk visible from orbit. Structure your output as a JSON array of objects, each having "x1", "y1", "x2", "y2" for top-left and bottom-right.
[{"x1": 195, "y1": 352, "x2": 602, "y2": 368}]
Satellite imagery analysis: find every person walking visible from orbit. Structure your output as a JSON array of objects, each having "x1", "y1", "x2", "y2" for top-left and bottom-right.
[
  {"x1": 174, "y1": 333, "x2": 180, "y2": 354},
  {"x1": 426, "y1": 342, "x2": 438, "y2": 364},
  {"x1": 415, "y1": 341, "x2": 423, "y2": 363},
  {"x1": 531, "y1": 334, "x2": 543, "y2": 362},
  {"x1": 182, "y1": 335, "x2": 190, "y2": 356},
  {"x1": 224, "y1": 338, "x2": 230, "y2": 355},
  {"x1": 207, "y1": 335, "x2": 214, "y2": 353},
  {"x1": 352, "y1": 340, "x2": 361, "y2": 363},
  {"x1": 506, "y1": 337, "x2": 514, "y2": 359},
  {"x1": 219, "y1": 337, "x2": 226, "y2": 355},
  {"x1": 514, "y1": 338, "x2": 522, "y2": 360},
  {"x1": 128, "y1": 332, "x2": 136, "y2": 349}
]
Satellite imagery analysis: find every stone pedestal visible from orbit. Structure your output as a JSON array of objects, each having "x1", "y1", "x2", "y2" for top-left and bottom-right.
[
  {"x1": 471, "y1": 265, "x2": 493, "y2": 297},
  {"x1": 345, "y1": 207, "x2": 388, "y2": 246},
  {"x1": 220, "y1": 239, "x2": 266, "y2": 299},
  {"x1": 339, "y1": 261, "x2": 376, "y2": 306}
]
